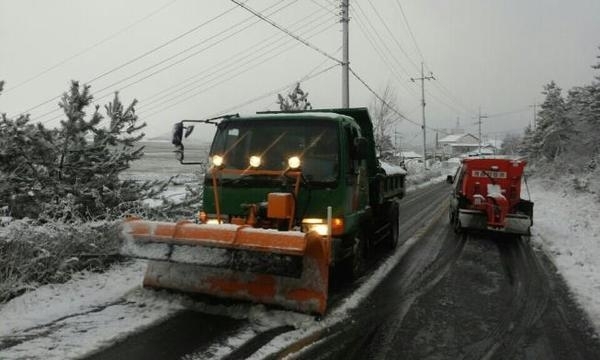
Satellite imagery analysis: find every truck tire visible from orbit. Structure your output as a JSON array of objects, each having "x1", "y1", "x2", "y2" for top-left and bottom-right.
[
  {"x1": 452, "y1": 210, "x2": 462, "y2": 234},
  {"x1": 386, "y1": 202, "x2": 400, "y2": 249},
  {"x1": 342, "y1": 233, "x2": 367, "y2": 280}
]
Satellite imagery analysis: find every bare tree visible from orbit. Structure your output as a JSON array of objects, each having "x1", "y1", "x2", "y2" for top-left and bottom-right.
[{"x1": 369, "y1": 84, "x2": 401, "y2": 157}]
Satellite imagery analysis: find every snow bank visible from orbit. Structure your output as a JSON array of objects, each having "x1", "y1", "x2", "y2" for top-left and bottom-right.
[
  {"x1": 0, "y1": 261, "x2": 184, "y2": 360},
  {"x1": 529, "y1": 179, "x2": 600, "y2": 333}
]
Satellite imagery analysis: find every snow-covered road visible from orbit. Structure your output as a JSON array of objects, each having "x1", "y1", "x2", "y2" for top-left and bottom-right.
[{"x1": 1, "y1": 178, "x2": 599, "y2": 359}]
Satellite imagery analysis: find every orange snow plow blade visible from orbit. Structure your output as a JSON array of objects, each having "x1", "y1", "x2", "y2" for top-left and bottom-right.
[{"x1": 119, "y1": 218, "x2": 331, "y2": 314}]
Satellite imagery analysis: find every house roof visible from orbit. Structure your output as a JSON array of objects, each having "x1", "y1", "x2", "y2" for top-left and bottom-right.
[
  {"x1": 400, "y1": 151, "x2": 422, "y2": 159},
  {"x1": 439, "y1": 133, "x2": 479, "y2": 143},
  {"x1": 449, "y1": 143, "x2": 482, "y2": 147}
]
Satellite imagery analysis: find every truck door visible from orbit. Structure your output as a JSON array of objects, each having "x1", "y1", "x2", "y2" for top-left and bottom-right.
[{"x1": 345, "y1": 125, "x2": 367, "y2": 212}]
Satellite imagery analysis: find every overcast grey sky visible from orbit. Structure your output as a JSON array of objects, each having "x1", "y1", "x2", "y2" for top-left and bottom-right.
[{"x1": 1, "y1": 0, "x2": 599, "y2": 147}]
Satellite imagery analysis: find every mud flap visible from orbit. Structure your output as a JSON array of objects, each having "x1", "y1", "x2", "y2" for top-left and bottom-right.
[{"x1": 458, "y1": 210, "x2": 531, "y2": 235}]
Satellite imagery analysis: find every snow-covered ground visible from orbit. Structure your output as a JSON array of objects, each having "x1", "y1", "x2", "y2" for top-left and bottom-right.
[
  {"x1": 528, "y1": 178, "x2": 600, "y2": 333},
  {"x1": 1, "y1": 175, "x2": 599, "y2": 359}
]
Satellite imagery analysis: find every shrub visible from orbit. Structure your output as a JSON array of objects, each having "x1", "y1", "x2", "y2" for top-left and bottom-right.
[{"x1": 0, "y1": 220, "x2": 123, "y2": 303}]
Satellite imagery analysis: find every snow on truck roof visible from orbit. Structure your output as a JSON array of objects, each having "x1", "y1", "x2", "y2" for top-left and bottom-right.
[{"x1": 380, "y1": 160, "x2": 407, "y2": 175}]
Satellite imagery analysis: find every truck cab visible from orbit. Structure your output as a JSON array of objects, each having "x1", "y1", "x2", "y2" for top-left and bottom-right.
[{"x1": 201, "y1": 109, "x2": 403, "y2": 270}]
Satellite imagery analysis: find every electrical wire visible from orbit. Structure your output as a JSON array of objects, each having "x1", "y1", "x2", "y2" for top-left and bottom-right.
[
  {"x1": 34, "y1": 1, "x2": 296, "y2": 124},
  {"x1": 137, "y1": 6, "x2": 332, "y2": 108},
  {"x1": 136, "y1": 13, "x2": 335, "y2": 116},
  {"x1": 393, "y1": 0, "x2": 425, "y2": 64},
  {"x1": 365, "y1": 0, "x2": 420, "y2": 72},
  {"x1": 230, "y1": 0, "x2": 341, "y2": 64},
  {"x1": 349, "y1": 66, "x2": 451, "y2": 136},
  {"x1": 140, "y1": 23, "x2": 340, "y2": 120},
  {"x1": 211, "y1": 62, "x2": 340, "y2": 116},
  {"x1": 20, "y1": 3, "x2": 241, "y2": 115},
  {"x1": 4, "y1": 0, "x2": 179, "y2": 94},
  {"x1": 349, "y1": 3, "x2": 420, "y2": 101}
]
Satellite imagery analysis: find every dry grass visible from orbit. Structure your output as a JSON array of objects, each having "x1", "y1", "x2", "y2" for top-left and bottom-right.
[{"x1": 0, "y1": 220, "x2": 123, "y2": 303}]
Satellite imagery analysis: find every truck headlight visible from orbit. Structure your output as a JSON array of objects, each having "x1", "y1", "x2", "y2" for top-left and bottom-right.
[
  {"x1": 302, "y1": 218, "x2": 344, "y2": 236},
  {"x1": 249, "y1": 155, "x2": 261, "y2": 168},
  {"x1": 212, "y1": 155, "x2": 224, "y2": 167},
  {"x1": 288, "y1": 156, "x2": 301, "y2": 169}
]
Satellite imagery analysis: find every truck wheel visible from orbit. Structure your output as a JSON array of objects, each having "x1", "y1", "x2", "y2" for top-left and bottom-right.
[
  {"x1": 452, "y1": 210, "x2": 462, "y2": 234},
  {"x1": 342, "y1": 233, "x2": 366, "y2": 280},
  {"x1": 387, "y1": 203, "x2": 399, "y2": 249}
]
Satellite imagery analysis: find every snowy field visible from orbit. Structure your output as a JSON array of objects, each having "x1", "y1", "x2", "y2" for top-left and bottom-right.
[
  {"x1": 1, "y1": 155, "x2": 599, "y2": 358},
  {"x1": 120, "y1": 140, "x2": 210, "y2": 203}
]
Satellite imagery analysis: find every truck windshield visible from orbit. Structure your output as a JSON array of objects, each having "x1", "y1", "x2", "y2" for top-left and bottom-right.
[{"x1": 210, "y1": 119, "x2": 339, "y2": 184}]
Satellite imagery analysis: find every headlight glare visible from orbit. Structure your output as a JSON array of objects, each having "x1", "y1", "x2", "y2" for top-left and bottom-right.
[
  {"x1": 288, "y1": 156, "x2": 301, "y2": 169},
  {"x1": 212, "y1": 155, "x2": 224, "y2": 167},
  {"x1": 249, "y1": 155, "x2": 261, "y2": 168}
]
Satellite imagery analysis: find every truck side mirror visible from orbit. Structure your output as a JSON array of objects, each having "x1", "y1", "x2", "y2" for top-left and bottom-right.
[
  {"x1": 172, "y1": 122, "x2": 183, "y2": 146},
  {"x1": 353, "y1": 137, "x2": 368, "y2": 160},
  {"x1": 172, "y1": 122, "x2": 185, "y2": 161},
  {"x1": 446, "y1": 175, "x2": 454, "y2": 184}
]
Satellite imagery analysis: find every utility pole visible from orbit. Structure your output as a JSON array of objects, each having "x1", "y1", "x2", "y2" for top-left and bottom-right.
[
  {"x1": 394, "y1": 130, "x2": 403, "y2": 154},
  {"x1": 529, "y1": 103, "x2": 539, "y2": 129},
  {"x1": 411, "y1": 62, "x2": 435, "y2": 169},
  {"x1": 341, "y1": 0, "x2": 349, "y2": 108},
  {"x1": 475, "y1": 107, "x2": 488, "y2": 156}
]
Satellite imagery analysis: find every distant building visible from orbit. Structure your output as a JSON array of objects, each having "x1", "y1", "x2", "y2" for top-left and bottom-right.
[
  {"x1": 438, "y1": 133, "x2": 481, "y2": 157},
  {"x1": 399, "y1": 151, "x2": 423, "y2": 160}
]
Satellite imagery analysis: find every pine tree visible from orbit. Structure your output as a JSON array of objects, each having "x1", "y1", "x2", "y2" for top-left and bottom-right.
[
  {"x1": 532, "y1": 81, "x2": 573, "y2": 161},
  {"x1": 500, "y1": 133, "x2": 521, "y2": 155},
  {"x1": 0, "y1": 81, "x2": 168, "y2": 220},
  {"x1": 518, "y1": 125, "x2": 535, "y2": 157},
  {"x1": 277, "y1": 83, "x2": 312, "y2": 111}
]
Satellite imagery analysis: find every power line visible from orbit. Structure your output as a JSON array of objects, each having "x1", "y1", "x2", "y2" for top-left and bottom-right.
[
  {"x1": 387, "y1": 0, "x2": 478, "y2": 117},
  {"x1": 365, "y1": 0, "x2": 420, "y2": 72},
  {"x1": 211, "y1": 62, "x2": 340, "y2": 117},
  {"x1": 349, "y1": 65, "x2": 450, "y2": 136},
  {"x1": 138, "y1": 17, "x2": 338, "y2": 117},
  {"x1": 230, "y1": 0, "x2": 341, "y2": 65},
  {"x1": 4, "y1": 0, "x2": 179, "y2": 94},
  {"x1": 89, "y1": 1, "x2": 296, "y2": 104},
  {"x1": 140, "y1": 6, "x2": 332, "y2": 105},
  {"x1": 351, "y1": 2, "x2": 412, "y2": 78},
  {"x1": 143, "y1": 58, "x2": 340, "y2": 120},
  {"x1": 310, "y1": 0, "x2": 338, "y2": 15},
  {"x1": 20, "y1": 3, "x2": 241, "y2": 115},
  {"x1": 348, "y1": 67, "x2": 417, "y2": 126},
  {"x1": 487, "y1": 107, "x2": 530, "y2": 118},
  {"x1": 349, "y1": 3, "x2": 419, "y2": 101},
  {"x1": 35, "y1": 1, "x2": 297, "y2": 124},
  {"x1": 393, "y1": 0, "x2": 425, "y2": 63}
]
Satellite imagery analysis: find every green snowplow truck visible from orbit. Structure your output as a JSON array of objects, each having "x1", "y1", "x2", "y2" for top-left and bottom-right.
[{"x1": 120, "y1": 107, "x2": 406, "y2": 314}]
